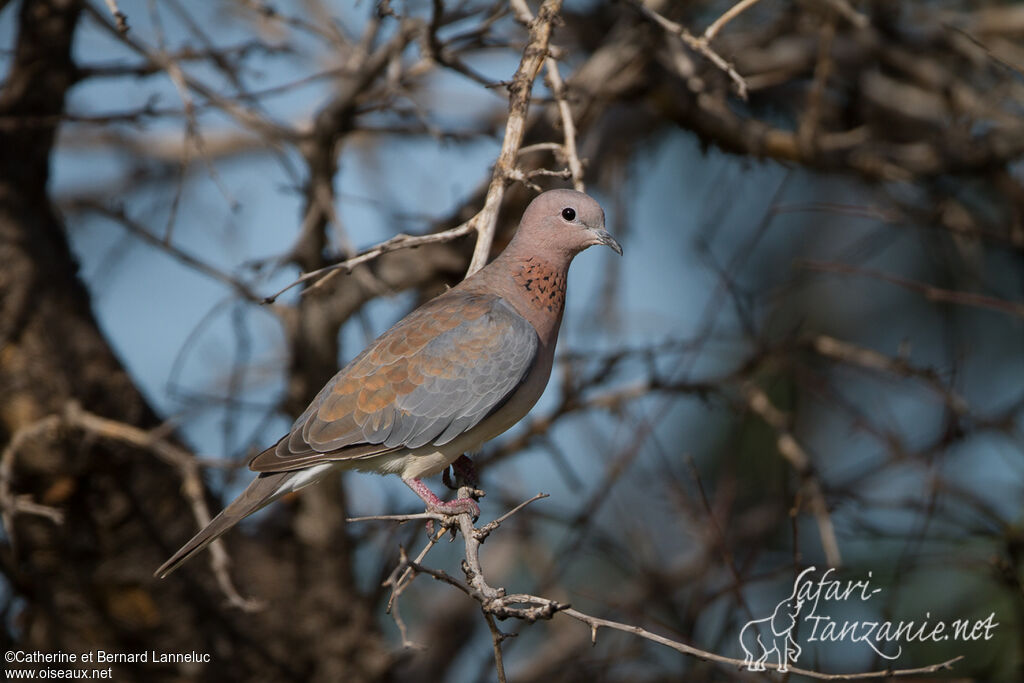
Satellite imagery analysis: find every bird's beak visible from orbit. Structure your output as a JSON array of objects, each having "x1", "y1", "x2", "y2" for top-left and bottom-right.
[{"x1": 589, "y1": 229, "x2": 623, "y2": 256}]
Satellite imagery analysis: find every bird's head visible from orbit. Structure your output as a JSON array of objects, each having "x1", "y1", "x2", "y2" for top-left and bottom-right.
[{"x1": 516, "y1": 189, "x2": 622, "y2": 258}]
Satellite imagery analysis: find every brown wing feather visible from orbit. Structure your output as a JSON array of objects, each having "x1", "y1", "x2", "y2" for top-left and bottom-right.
[{"x1": 248, "y1": 290, "x2": 537, "y2": 473}]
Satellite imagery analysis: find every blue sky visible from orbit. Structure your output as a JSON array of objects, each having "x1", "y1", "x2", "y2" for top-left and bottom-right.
[{"x1": 3, "y1": 3, "x2": 1022, "y2": 652}]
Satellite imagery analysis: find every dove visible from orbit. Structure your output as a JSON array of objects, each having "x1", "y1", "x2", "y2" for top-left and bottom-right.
[{"x1": 156, "y1": 189, "x2": 621, "y2": 578}]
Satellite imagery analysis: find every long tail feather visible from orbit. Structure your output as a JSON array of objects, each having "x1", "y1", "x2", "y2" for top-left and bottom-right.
[{"x1": 154, "y1": 471, "x2": 295, "y2": 579}]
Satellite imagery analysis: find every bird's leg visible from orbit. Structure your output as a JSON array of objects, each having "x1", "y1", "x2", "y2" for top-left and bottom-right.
[
  {"x1": 442, "y1": 454, "x2": 478, "y2": 490},
  {"x1": 403, "y1": 477, "x2": 480, "y2": 519}
]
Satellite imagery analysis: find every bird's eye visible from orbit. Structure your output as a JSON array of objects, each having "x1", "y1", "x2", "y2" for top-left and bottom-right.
[{"x1": 561, "y1": 207, "x2": 576, "y2": 221}]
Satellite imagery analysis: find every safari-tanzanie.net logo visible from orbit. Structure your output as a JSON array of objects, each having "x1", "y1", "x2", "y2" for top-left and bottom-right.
[{"x1": 738, "y1": 566, "x2": 998, "y2": 673}]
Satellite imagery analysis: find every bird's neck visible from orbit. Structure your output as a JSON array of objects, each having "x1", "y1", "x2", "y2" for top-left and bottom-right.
[{"x1": 477, "y1": 251, "x2": 570, "y2": 347}]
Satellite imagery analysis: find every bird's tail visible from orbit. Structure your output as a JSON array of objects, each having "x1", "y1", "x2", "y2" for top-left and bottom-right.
[{"x1": 154, "y1": 470, "x2": 296, "y2": 579}]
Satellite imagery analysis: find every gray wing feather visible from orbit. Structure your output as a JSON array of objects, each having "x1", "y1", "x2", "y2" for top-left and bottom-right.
[
  {"x1": 250, "y1": 294, "x2": 539, "y2": 473},
  {"x1": 387, "y1": 298, "x2": 537, "y2": 448}
]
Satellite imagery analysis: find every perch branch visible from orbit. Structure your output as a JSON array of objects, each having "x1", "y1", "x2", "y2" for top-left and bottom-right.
[{"x1": 356, "y1": 488, "x2": 962, "y2": 680}]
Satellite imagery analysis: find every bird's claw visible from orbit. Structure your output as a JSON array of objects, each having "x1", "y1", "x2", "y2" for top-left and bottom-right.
[
  {"x1": 427, "y1": 496, "x2": 480, "y2": 519},
  {"x1": 424, "y1": 495, "x2": 480, "y2": 537},
  {"x1": 404, "y1": 476, "x2": 481, "y2": 537}
]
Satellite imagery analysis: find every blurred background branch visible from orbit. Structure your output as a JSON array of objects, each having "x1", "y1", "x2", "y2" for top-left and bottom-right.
[{"x1": 1, "y1": 0, "x2": 1022, "y2": 681}]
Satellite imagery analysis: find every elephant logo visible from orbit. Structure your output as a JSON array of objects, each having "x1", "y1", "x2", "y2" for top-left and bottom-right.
[{"x1": 739, "y1": 567, "x2": 814, "y2": 672}]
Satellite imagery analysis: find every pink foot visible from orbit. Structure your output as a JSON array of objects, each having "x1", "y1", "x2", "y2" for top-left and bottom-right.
[{"x1": 404, "y1": 477, "x2": 480, "y2": 518}]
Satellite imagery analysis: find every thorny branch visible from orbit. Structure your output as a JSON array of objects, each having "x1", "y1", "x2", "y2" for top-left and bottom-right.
[
  {"x1": 102, "y1": 0, "x2": 128, "y2": 34},
  {"x1": 264, "y1": 0, "x2": 575, "y2": 299},
  {"x1": 352, "y1": 493, "x2": 965, "y2": 681},
  {"x1": 10, "y1": 0, "x2": 1022, "y2": 677},
  {"x1": 741, "y1": 382, "x2": 842, "y2": 567},
  {"x1": 0, "y1": 417, "x2": 66, "y2": 554},
  {"x1": 263, "y1": 221, "x2": 476, "y2": 303},
  {"x1": 465, "y1": 0, "x2": 563, "y2": 276},
  {"x1": 512, "y1": 0, "x2": 586, "y2": 192},
  {"x1": 629, "y1": 0, "x2": 756, "y2": 99},
  {"x1": 0, "y1": 402, "x2": 260, "y2": 611},
  {"x1": 802, "y1": 260, "x2": 1024, "y2": 319}
]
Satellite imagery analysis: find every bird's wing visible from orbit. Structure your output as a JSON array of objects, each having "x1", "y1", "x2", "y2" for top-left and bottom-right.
[{"x1": 249, "y1": 291, "x2": 538, "y2": 473}]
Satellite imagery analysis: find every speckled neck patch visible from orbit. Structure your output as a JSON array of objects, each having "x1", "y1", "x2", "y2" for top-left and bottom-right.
[{"x1": 513, "y1": 257, "x2": 566, "y2": 314}]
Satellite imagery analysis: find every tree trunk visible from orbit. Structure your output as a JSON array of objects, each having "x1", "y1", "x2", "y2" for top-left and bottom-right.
[{"x1": 0, "y1": 2, "x2": 391, "y2": 680}]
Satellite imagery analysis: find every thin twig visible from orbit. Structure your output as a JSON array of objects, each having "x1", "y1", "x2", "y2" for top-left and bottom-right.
[
  {"x1": 0, "y1": 416, "x2": 65, "y2": 554},
  {"x1": 559, "y1": 609, "x2": 963, "y2": 679},
  {"x1": 381, "y1": 545, "x2": 429, "y2": 649},
  {"x1": 815, "y1": 0, "x2": 870, "y2": 29},
  {"x1": 360, "y1": 486, "x2": 961, "y2": 679},
  {"x1": 703, "y1": 0, "x2": 763, "y2": 43},
  {"x1": 629, "y1": 0, "x2": 750, "y2": 99},
  {"x1": 61, "y1": 402, "x2": 260, "y2": 611},
  {"x1": 801, "y1": 260, "x2": 1024, "y2": 319},
  {"x1": 104, "y1": 0, "x2": 129, "y2": 33},
  {"x1": 465, "y1": 0, "x2": 564, "y2": 275},
  {"x1": 742, "y1": 383, "x2": 842, "y2": 567},
  {"x1": 265, "y1": 222, "x2": 475, "y2": 303},
  {"x1": 347, "y1": 511, "x2": 448, "y2": 523},
  {"x1": 544, "y1": 58, "x2": 585, "y2": 192},
  {"x1": 809, "y1": 335, "x2": 969, "y2": 415},
  {"x1": 799, "y1": 12, "x2": 836, "y2": 152},
  {"x1": 476, "y1": 492, "x2": 548, "y2": 540},
  {"x1": 151, "y1": 2, "x2": 237, "y2": 212},
  {"x1": 511, "y1": 0, "x2": 586, "y2": 192},
  {"x1": 68, "y1": 200, "x2": 263, "y2": 303},
  {"x1": 484, "y1": 611, "x2": 510, "y2": 683}
]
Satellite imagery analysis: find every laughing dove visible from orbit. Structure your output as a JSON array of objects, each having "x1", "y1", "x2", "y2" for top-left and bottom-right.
[{"x1": 156, "y1": 189, "x2": 621, "y2": 578}]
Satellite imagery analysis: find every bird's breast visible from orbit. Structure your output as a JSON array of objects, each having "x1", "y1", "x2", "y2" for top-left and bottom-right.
[{"x1": 478, "y1": 337, "x2": 556, "y2": 439}]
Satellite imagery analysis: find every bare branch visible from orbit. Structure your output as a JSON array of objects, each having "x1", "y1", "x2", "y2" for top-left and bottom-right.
[
  {"x1": 103, "y1": 0, "x2": 128, "y2": 34},
  {"x1": 629, "y1": 0, "x2": 751, "y2": 99},
  {"x1": 802, "y1": 260, "x2": 1024, "y2": 319},
  {"x1": 513, "y1": 0, "x2": 586, "y2": 192},
  {"x1": 0, "y1": 415, "x2": 65, "y2": 553},
  {"x1": 559, "y1": 609, "x2": 963, "y2": 680},
  {"x1": 263, "y1": 222, "x2": 475, "y2": 303},
  {"x1": 815, "y1": 0, "x2": 870, "y2": 29},
  {"x1": 484, "y1": 611, "x2": 510, "y2": 683},
  {"x1": 703, "y1": 0, "x2": 763, "y2": 43},
  {"x1": 742, "y1": 383, "x2": 842, "y2": 567},
  {"x1": 466, "y1": 0, "x2": 564, "y2": 275},
  {"x1": 67, "y1": 200, "x2": 264, "y2": 304},
  {"x1": 1, "y1": 402, "x2": 262, "y2": 612},
  {"x1": 361, "y1": 487, "x2": 963, "y2": 679}
]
